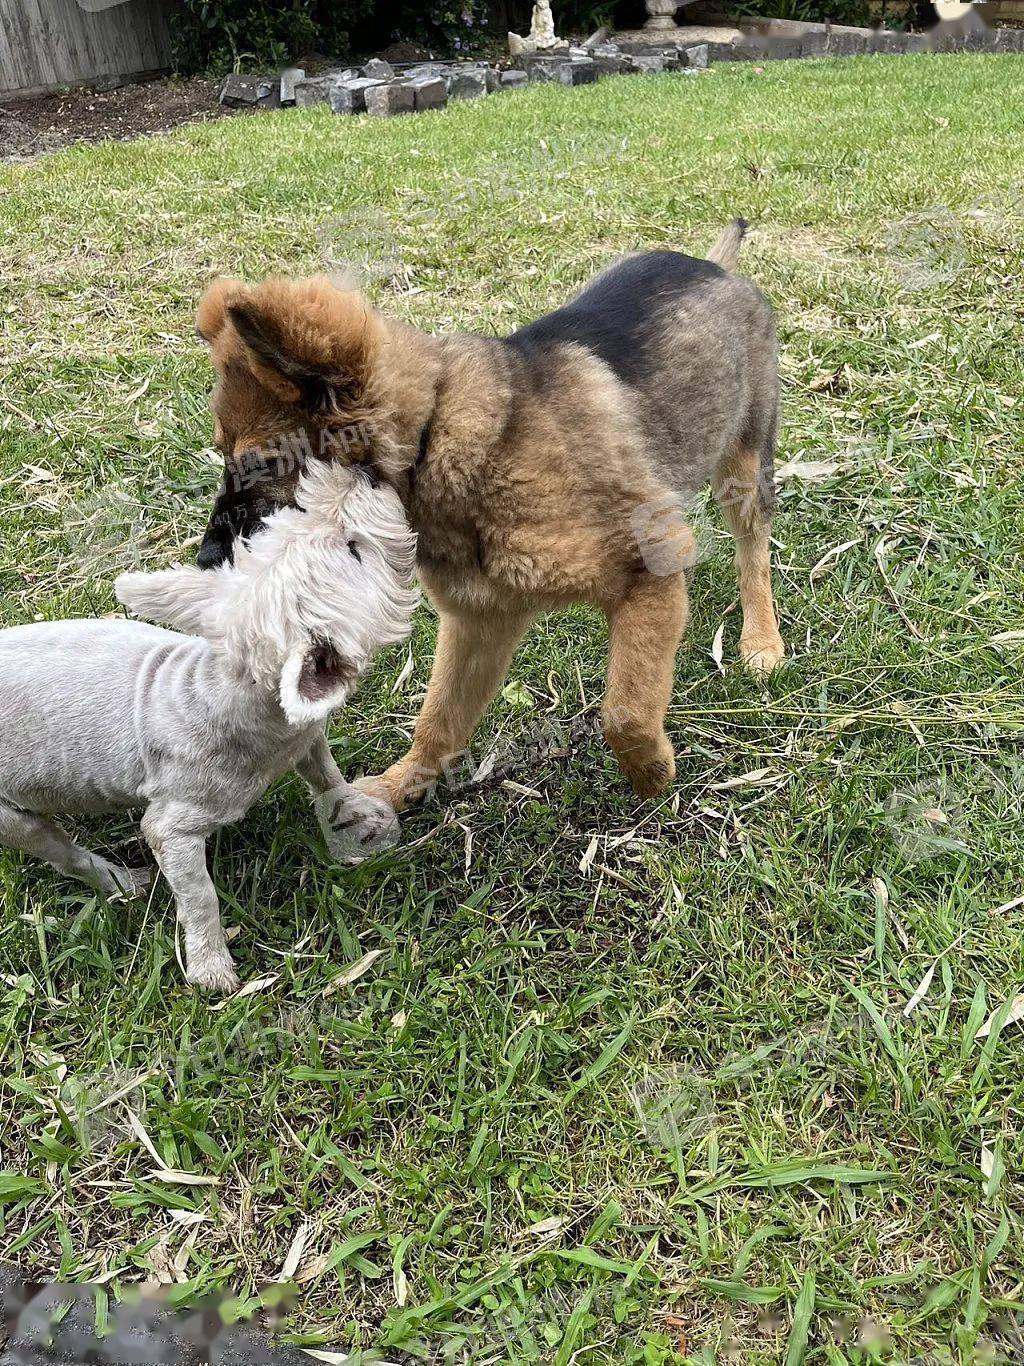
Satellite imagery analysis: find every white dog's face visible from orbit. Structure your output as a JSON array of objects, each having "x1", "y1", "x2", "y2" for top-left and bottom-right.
[{"x1": 116, "y1": 462, "x2": 418, "y2": 724}]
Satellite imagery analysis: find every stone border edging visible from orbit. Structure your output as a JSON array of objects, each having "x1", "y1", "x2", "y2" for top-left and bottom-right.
[{"x1": 218, "y1": 25, "x2": 1024, "y2": 118}]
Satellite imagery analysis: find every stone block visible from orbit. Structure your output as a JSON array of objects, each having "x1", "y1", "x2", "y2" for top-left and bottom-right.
[
  {"x1": 868, "y1": 29, "x2": 906, "y2": 53},
  {"x1": 329, "y1": 77, "x2": 383, "y2": 114},
  {"x1": 294, "y1": 75, "x2": 331, "y2": 107},
  {"x1": 364, "y1": 81, "x2": 416, "y2": 116},
  {"x1": 631, "y1": 53, "x2": 666, "y2": 73},
  {"x1": 684, "y1": 43, "x2": 709, "y2": 68},
  {"x1": 219, "y1": 74, "x2": 280, "y2": 108},
  {"x1": 522, "y1": 55, "x2": 566, "y2": 81},
  {"x1": 363, "y1": 57, "x2": 396, "y2": 81},
  {"x1": 761, "y1": 35, "x2": 803, "y2": 59},
  {"x1": 500, "y1": 68, "x2": 529, "y2": 88},
  {"x1": 798, "y1": 30, "x2": 828, "y2": 57},
  {"x1": 404, "y1": 61, "x2": 451, "y2": 78},
  {"x1": 963, "y1": 27, "x2": 997, "y2": 50},
  {"x1": 703, "y1": 40, "x2": 744, "y2": 62},
  {"x1": 280, "y1": 66, "x2": 304, "y2": 104},
  {"x1": 406, "y1": 76, "x2": 448, "y2": 110},
  {"x1": 559, "y1": 57, "x2": 597, "y2": 84},
  {"x1": 826, "y1": 30, "x2": 868, "y2": 56},
  {"x1": 449, "y1": 69, "x2": 489, "y2": 99},
  {"x1": 591, "y1": 53, "x2": 631, "y2": 75}
]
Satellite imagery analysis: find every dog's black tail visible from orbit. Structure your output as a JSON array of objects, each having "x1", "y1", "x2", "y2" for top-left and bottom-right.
[{"x1": 707, "y1": 218, "x2": 748, "y2": 272}]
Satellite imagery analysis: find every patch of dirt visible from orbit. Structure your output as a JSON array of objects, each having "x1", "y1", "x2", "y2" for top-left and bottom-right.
[{"x1": 0, "y1": 76, "x2": 241, "y2": 161}]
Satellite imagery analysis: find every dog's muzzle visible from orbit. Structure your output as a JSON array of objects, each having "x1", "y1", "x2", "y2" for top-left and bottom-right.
[{"x1": 197, "y1": 482, "x2": 280, "y2": 570}]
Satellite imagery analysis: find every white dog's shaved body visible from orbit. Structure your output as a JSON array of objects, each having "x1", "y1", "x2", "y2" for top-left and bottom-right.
[
  {"x1": 0, "y1": 620, "x2": 305, "y2": 818},
  {"x1": 0, "y1": 464, "x2": 417, "y2": 994}
]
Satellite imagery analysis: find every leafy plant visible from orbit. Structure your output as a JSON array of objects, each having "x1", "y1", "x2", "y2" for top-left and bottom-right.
[
  {"x1": 731, "y1": 0, "x2": 871, "y2": 24},
  {"x1": 171, "y1": 0, "x2": 496, "y2": 72}
]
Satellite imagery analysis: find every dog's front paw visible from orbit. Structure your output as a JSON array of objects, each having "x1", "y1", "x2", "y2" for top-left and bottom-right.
[
  {"x1": 316, "y1": 785, "x2": 400, "y2": 864},
  {"x1": 186, "y1": 948, "x2": 241, "y2": 996},
  {"x1": 739, "y1": 631, "x2": 786, "y2": 674}
]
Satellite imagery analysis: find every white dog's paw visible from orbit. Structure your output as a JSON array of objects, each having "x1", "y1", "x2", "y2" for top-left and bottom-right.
[
  {"x1": 185, "y1": 948, "x2": 241, "y2": 996},
  {"x1": 111, "y1": 865, "x2": 155, "y2": 900},
  {"x1": 315, "y1": 785, "x2": 400, "y2": 864},
  {"x1": 93, "y1": 860, "x2": 154, "y2": 902}
]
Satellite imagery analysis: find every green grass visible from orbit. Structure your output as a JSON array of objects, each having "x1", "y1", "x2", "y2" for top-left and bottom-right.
[{"x1": 1, "y1": 54, "x2": 1024, "y2": 1364}]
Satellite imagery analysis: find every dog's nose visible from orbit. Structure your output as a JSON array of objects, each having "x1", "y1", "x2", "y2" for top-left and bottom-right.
[{"x1": 197, "y1": 535, "x2": 230, "y2": 570}]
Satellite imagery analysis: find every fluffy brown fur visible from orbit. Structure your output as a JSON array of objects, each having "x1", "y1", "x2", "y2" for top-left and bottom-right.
[{"x1": 194, "y1": 225, "x2": 785, "y2": 807}]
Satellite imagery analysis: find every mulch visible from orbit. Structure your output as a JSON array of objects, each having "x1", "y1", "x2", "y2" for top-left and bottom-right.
[{"x1": 0, "y1": 76, "x2": 240, "y2": 160}]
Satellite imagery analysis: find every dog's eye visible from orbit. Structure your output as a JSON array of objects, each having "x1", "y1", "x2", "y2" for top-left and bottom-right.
[{"x1": 348, "y1": 540, "x2": 362, "y2": 563}]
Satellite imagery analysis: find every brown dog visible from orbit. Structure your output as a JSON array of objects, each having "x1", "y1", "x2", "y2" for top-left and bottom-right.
[{"x1": 194, "y1": 220, "x2": 784, "y2": 809}]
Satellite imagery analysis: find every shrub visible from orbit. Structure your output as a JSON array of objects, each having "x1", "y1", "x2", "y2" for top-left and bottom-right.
[
  {"x1": 732, "y1": 0, "x2": 872, "y2": 23},
  {"x1": 171, "y1": 0, "x2": 496, "y2": 73}
]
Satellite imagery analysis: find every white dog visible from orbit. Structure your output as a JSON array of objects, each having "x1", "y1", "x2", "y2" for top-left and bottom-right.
[{"x1": 0, "y1": 462, "x2": 417, "y2": 994}]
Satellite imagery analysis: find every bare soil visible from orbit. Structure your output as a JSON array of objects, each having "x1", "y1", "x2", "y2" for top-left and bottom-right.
[{"x1": 0, "y1": 76, "x2": 238, "y2": 160}]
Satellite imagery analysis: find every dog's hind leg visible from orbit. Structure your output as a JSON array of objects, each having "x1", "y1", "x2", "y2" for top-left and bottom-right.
[
  {"x1": 141, "y1": 803, "x2": 238, "y2": 995},
  {"x1": 713, "y1": 443, "x2": 785, "y2": 673},
  {"x1": 601, "y1": 570, "x2": 689, "y2": 800},
  {"x1": 0, "y1": 799, "x2": 153, "y2": 899}
]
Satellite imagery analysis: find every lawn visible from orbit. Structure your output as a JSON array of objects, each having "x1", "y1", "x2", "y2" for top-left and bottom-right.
[{"x1": 1, "y1": 52, "x2": 1023, "y2": 1364}]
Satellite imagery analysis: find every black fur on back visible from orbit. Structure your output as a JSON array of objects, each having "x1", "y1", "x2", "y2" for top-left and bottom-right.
[{"x1": 505, "y1": 251, "x2": 723, "y2": 388}]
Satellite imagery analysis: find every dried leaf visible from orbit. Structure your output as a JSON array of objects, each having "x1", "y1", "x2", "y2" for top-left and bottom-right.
[
  {"x1": 774, "y1": 457, "x2": 842, "y2": 482},
  {"x1": 278, "y1": 1221, "x2": 310, "y2": 1282},
  {"x1": 394, "y1": 1264, "x2": 409, "y2": 1306},
  {"x1": 711, "y1": 621, "x2": 726, "y2": 674},
  {"x1": 322, "y1": 949, "x2": 384, "y2": 998},
  {"x1": 903, "y1": 961, "x2": 936, "y2": 1016},
  {"x1": 391, "y1": 648, "x2": 415, "y2": 692},
  {"x1": 144, "y1": 1169, "x2": 218, "y2": 1187},
  {"x1": 22, "y1": 464, "x2": 56, "y2": 484},
  {"x1": 976, "y1": 993, "x2": 1024, "y2": 1040},
  {"x1": 501, "y1": 779, "x2": 542, "y2": 798},
  {"x1": 580, "y1": 836, "x2": 599, "y2": 875},
  {"x1": 526, "y1": 1216, "x2": 564, "y2": 1236},
  {"x1": 709, "y1": 768, "x2": 775, "y2": 792},
  {"x1": 212, "y1": 973, "x2": 279, "y2": 1011},
  {"x1": 123, "y1": 1110, "x2": 163, "y2": 1166},
  {"x1": 810, "y1": 538, "x2": 861, "y2": 581}
]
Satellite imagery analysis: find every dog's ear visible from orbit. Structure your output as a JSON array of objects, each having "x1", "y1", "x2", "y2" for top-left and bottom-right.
[
  {"x1": 222, "y1": 277, "x2": 385, "y2": 413},
  {"x1": 115, "y1": 568, "x2": 223, "y2": 637},
  {"x1": 196, "y1": 278, "x2": 244, "y2": 343},
  {"x1": 279, "y1": 638, "x2": 359, "y2": 725},
  {"x1": 224, "y1": 295, "x2": 313, "y2": 405}
]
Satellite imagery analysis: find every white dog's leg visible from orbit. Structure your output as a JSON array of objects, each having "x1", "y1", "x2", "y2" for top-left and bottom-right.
[
  {"x1": 294, "y1": 732, "x2": 349, "y2": 796},
  {"x1": 0, "y1": 799, "x2": 153, "y2": 899},
  {"x1": 296, "y1": 734, "x2": 399, "y2": 864},
  {"x1": 141, "y1": 804, "x2": 239, "y2": 995}
]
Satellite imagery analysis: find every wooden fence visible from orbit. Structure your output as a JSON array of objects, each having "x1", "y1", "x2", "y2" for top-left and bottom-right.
[{"x1": 0, "y1": 0, "x2": 174, "y2": 99}]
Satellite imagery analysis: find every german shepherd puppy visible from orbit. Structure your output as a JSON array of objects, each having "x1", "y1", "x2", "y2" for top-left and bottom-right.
[{"x1": 194, "y1": 220, "x2": 784, "y2": 810}]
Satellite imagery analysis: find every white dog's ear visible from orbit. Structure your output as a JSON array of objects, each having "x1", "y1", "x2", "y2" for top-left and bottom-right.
[
  {"x1": 115, "y1": 568, "x2": 224, "y2": 637},
  {"x1": 279, "y1": 639, "x2": 360, "y2": 725}
]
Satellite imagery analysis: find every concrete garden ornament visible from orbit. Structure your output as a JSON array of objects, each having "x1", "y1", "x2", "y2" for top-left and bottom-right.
[{"x1": 508, "y1": 0, "x2": 564, "y2": 56}]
